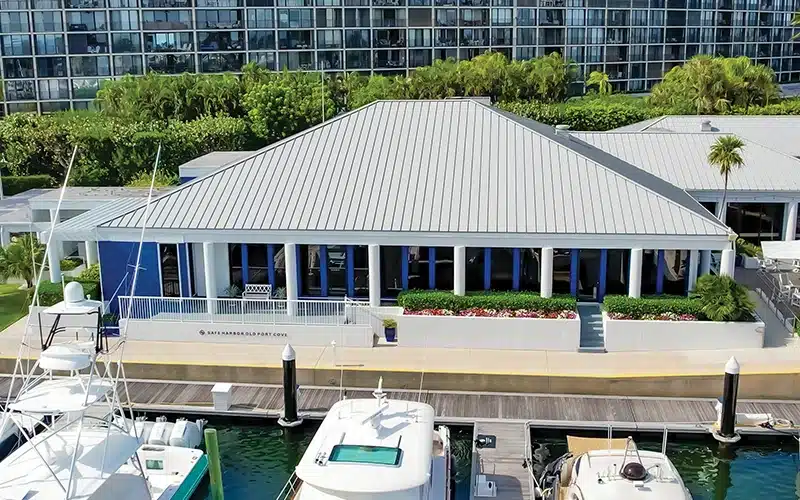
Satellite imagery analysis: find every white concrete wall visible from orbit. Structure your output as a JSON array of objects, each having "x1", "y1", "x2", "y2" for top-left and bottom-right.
[
  {"x1": 394, "y1": 314, "x2": 580, "y2": 351},
  {"x1": 120, "y1": 319, "x2": 373, "y2": 347},
  {"x1": 602, "y1": 312, "x2": 765, "y2": 352}
]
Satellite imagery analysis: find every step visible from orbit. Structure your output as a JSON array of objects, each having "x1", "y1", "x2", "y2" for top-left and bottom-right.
[{"x1": 577, "y1": 346, "x2": 607, "y2": 353}]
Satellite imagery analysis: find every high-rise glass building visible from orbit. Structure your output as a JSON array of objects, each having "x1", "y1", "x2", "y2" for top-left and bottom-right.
[{"x1": 0, "y1": 0, "x2": 797, "y2": 113}]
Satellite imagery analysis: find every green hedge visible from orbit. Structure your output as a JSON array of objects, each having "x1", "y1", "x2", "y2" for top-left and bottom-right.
[
  {"x1": 397, "y1": 290, "x2": 577, "y2": 312},
  {"x1": 2, "y1": 175, "x2": 55, "y2": 196},
  {"x1": 30, "y1": 279, "x2": 100, "y2": 307},
  {"x1": 603, "y1": 295, "x2": 702, "y2": 318},
  {"x1": 60, "y1": 257, "x2": 82, "y2": 271}
]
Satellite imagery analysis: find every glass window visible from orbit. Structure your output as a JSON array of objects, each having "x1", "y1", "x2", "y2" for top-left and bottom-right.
[
  {"x1": 249, "y1": 30, "x2": 275, "y2": 49},
  {"x1": 228, "y1": 243, "x2": 243, "y2": 288},
  {"x1": 0, "y1": 0, "x2": 28, "y2": 7},
  {"x1": 145, "y1": 32, "x2": 192, "y2": 51},
  {"x1": 490, "y1": 8, "x2": 511, "y2": 25},
  {"x1": 1, "y1": 35, "x2": 31, "y2": 56},
  {"x1": 520, "y1": 248, "x2": 540, "y2": 292},
  {"x1": 277, "y1": 50, "x2": 313, "y2": 69},
  {"x1": 272, "y1": 244, "x2": 287, "y2": 291},
  {"x1": 110, "y1": 0, "x2": 137, "y2": 6},
  {"x1": 380, "y1": 246, "x2": 402, "y2": 298},
  {"x1": 38, "y1": 79, "x2": 70, "y2": 100},
  {"x1": 34, "y1": 12, "x2": 63, "y2": 32},
  {"x1": 409, "y1": 8, "x2": 431, "y2": 26},
  {"x1": 407, "y1": 246, "x2": 429, "y2": 289},
  {"x1": 329, "y1": 445, "x2": 401, "y2": 466},
  {"x1": 146, "y1": 53, "x2": 194, "y2": 72},
  {"x1": 111, "y1": 10, "x2": 138, "y2": 30},
  {"x1": 68, "y1": 33, "x2": 108, "y2": 53},
  {"x1": 465, "y1": 248, "x2": 484, "y2": 291},
  {"x1": 3, "y1": 58, "x2": 34, "y2": 78},
  {"x1": 408, "y1": 28, "x2": 431, "y2": 46},
  {"x1": 197, "y1": 0, "x2": 241, "y2": 5},
  {"x1": 553, "y1": 249, "x2": 572, "y2": 295},
  {"x1": 490, "y1": 248, "x2": 514, "y2": 291},
  {"x1": 316, "y1": 7, "x2": 342, "y2": 27},
  {"x1": 65, "y1": 0, "x2": 106, "y2": 7},
  {"x1": 160, "y1": 244, "x2": 180, "y2": 297},
  {"x1": 197, "y1": 31, "x2": 245, "y2": 50},
  {"x1": 606, "y1": 249, "x2": 630, "y2": 295},
  {"x1": 278, "y1": 8, "x2": 313, "y2": 27},
  {"x1": 726, "y1": 202, "x2": 785, "y2": 243},
  {"x1": 35, "y1": 34, "x2": 65, "y2": 54},
  {"x1": 345, "y1": 28, "x2": 369, "y2": 47},
  {"x1": 0, "y1": 12, "x2": 28, "y2": 33},
  {"x1": 112, "y1": 32, "x2": 141, "y2": 52},
  {"x1": 32, "y1": 0, "x2": 60, "y2": 6},
  {"x1": 248, "y1": 51, "x2": 276, "y2": 69},
  {"x1": 300, "y1": 245, "x2": 322, "y2": 296},
  {"x1": 344, "y1": 8, "x2": 370, "y2": 27},
  {"x1": 517, "y1": 8, "x2": 535, "y2": 25},
  {"x1": 326, "y1": 245, "x2": 346, "y2": 296},
  {"x1": 114, "y1": 54, "x2": 143, "y2": 74},
  {"x1": 70, "y1": 55, "x2": 111, "y2": 76},
  {"x1": 66, "y1": 11, "x2": 107, "y2": 31},
  {"x1": 5, "y1": 80, "x2": 36, "y2": 101},
  {"x1": 196, "y1": 9, "x2": 243, "y2": 29},
  {"x1": 37, "y1": 56, "x2": 67, "y2": 77},
  {"x1": 247, "y1": 9, "x2": 274, "y2": 28},
  {"x1": 317, "y1": 29, "x2": 341, "y2": 48},
  {"x1": 142, "y1": 10, "x2": 192, "y2": 30},
  {"x1": 200, "y1": 52, "x2": 245, "y2": 71}
]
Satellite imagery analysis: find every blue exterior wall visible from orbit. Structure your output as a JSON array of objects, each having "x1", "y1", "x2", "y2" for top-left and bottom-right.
[
  {"x1": 99, "y1": 241, "x2": 161, "y2": 314},
  {"x1": 178, "y1": 243, "x2": 191, "y2": 297}
]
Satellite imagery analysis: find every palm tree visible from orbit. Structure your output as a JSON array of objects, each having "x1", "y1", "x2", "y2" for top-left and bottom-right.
[
  {"x1": 708, "y1": 135, "x2": 745, "y2": 220},
  {"x1": 586, "y1": 71, "x2": 611, "y2": 96},
  {"x1": 0, "y1": 234, "x2": 44, "y2": 288}
]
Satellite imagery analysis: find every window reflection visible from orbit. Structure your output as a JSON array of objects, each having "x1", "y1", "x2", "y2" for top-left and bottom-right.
[
  {"x1": 380, "y1": 246, "x2": 402, "y2": 298},
  {"x1": 301, "y1": 245, "x2": 321, "y2": 296}
]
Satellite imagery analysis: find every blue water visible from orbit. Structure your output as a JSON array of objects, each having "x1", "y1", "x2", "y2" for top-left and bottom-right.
[{"x1": 193, "y1": 422, "x2": 800, "y2": 499}]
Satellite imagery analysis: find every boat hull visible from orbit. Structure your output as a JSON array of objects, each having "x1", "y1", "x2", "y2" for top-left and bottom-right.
[{"x1": 166, "y1": 454, "x2": 209, "y2": 500}]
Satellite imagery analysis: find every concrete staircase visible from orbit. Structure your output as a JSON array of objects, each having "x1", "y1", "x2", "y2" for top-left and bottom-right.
[{"x1": 578, "y1": 303, "x2": 606, "y2": 353}]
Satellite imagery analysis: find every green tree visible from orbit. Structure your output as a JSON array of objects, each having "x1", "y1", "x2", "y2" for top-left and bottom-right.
[
  {"x1": 586, "y1": 71, "x2": 612, "y2": 96},
  {"x1": 692, "y1": 274, "x2": 755, "y2": 322},
  {"x1": 0, "y1": 234, "x2": 44, "y2": 288},
  {"x1": 708, "y1": 135, "x2": 745, "y2": 219},
  {"x1": 125, "y1": 169, "x2": 178, "y2": 187}
]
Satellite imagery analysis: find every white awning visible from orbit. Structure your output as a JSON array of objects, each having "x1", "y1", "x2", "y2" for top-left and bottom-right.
[{"x1": 761, "y1": 241, "x2": 800, "y2": 260}]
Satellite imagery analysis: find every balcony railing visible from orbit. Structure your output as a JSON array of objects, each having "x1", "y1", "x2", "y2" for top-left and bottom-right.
[{"x1": 118, "y1": 296, "x2": 374, "y2": 327}]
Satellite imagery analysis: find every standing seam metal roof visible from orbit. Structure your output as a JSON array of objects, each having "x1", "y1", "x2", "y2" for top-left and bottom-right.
[
  {"x1": 100, "y1": 100, "x2": 729, "y2": 238},
  {"x1": 573, "y1": 131, "x2": 800, "y2": 192}
]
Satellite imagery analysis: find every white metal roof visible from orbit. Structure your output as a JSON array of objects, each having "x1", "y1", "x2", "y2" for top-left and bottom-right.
[
  {"x1": 610, "y1": 115, "x2": 800, "y2": 157},
  {"x1": 51, "y1": 198, "x2": 148, "y2": 241},
  {"x1": 29, "y1": 187, "x2": 174, "y2": 211},
  {"x1": 97, "y1": 100, "x2": 730, "y2": 249},
  {"x1": 573, "y1": 131, "x2": 800, "y2": 193}
]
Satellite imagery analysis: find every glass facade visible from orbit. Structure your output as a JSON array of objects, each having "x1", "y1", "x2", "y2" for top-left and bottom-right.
[{"x1": 0, "y1": 0, "x2": 798, "y2": 111}]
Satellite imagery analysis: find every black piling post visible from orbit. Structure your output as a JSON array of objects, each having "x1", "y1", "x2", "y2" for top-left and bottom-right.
[
  {"x1": 714, "y1": 356, "x2": 741, "y2": 444},
  {"x1": 278, "y1": 344, "x2": 303, "y2": 428}
]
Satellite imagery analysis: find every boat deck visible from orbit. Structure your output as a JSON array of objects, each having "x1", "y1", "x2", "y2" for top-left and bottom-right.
[{"x1": 470, "y1": 421, "x2": 532, "y2": 500}]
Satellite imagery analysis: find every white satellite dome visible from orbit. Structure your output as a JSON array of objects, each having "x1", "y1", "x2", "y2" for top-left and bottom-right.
[{"x1": 63, "y1": 281, "x2": 86, "y2": 304}]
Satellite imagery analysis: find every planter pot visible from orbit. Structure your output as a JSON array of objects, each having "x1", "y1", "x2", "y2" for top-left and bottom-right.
[
  {"x1": 602, "y1": 312, "x2": 765, "y2": 352},
  {"x1": 742, "y1": 256, "x2": 760, "y2": 269},
  {"x1": 384, "y1": 327, "x2": 397, "y2": 342}
]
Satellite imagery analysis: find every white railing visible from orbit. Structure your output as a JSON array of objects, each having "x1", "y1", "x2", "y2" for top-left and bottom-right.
[{"x1": 117, "y1": 296, "x2": 373, "y2": 327}]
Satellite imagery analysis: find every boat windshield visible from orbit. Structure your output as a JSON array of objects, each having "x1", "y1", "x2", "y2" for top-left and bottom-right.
[{"x1": 328, "y1": 445, "x2": 402, "y2": 466}]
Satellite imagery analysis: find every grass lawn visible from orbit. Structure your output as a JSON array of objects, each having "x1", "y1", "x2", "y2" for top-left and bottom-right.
[{"x1": 0, "y1": 283, "x2": 29, "y2": 332}]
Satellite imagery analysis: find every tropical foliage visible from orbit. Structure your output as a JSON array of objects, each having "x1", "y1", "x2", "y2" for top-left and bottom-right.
[
  {"x1": 692, "y1": 275, "x2": 755, "y2": 322},
  {"x1": 0, "y1": 234, "x2": 44, "y2": 288},
  {"x1": 708, "y1": 135, "x2": 745, "y2": 219},
  {"x1": 649, "y1": 55, "x2": 779, "y2": 114},
  {"x1": 586, "y1": 71, "x2": 612, "y2": 96},
  {"x1": 603, "y1": 295, "x2": 703, "y2": 320}
]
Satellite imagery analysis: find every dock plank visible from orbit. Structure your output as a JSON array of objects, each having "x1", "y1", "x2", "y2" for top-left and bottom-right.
[{"x1": 471, "y1": 421, "x2": 531, "y2": 500}]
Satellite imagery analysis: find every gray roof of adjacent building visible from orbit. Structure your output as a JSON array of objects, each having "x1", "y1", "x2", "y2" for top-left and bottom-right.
[
  {"x1": 574, "y1": 130, "x2": 800, "y2": 193},
  {"x1": 610, "y1": 115, "x2": 800, "y2": 158},
  {"x1": 50, "y1": 198, "x2": 150, "y2": 241},
  {"x1": 99, "y1": 100, "x2": 730, "y2": 244}
]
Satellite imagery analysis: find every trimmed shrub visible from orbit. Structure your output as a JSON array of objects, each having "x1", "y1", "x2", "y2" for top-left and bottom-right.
[
  {"x1": 397, "y1": 290, "x2": 577, "y2": 313},
  {"x1": 60, "y1": 257, "x2": 82, "y2": 271},
  {"x1": 31, "y1": 279, "x2": 100, "y2": 307},
  {"x1": 603, "y1": 295, "x2": 703, "y2": 319},
  {"x1": 78, "y1": 264, "x2": 100, "y2": 281},
  {"x1": 2, "y1": 175, "x2": 55, "y2": 196}
]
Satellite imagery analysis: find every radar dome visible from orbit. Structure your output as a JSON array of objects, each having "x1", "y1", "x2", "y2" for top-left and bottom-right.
[{"x1": 63, "y1": 281, "x2": 86, "y2": 304}]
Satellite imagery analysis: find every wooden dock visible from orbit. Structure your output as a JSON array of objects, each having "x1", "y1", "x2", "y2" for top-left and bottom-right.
[
  {"x1": 470, "y1": 421, "x2": 532, "y2": 500},
  {"x1": 2, "y1": 376, "x2": 799, "y2": 434}
]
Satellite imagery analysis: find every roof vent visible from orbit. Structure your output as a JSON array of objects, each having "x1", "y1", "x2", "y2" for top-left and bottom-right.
[
  {"x1": 701, "y1": 119, "x2": 712, "y2": 132},
  {"x1": 555, "y1": 124, "x2": 571, "y2": 137}
]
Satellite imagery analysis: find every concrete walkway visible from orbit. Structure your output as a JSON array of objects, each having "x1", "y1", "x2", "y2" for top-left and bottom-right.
[{"x1": 2, "y1": 314, "x2": 798, "y2": 379}]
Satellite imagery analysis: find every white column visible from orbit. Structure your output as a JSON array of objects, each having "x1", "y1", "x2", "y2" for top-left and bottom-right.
[
  {"x1": 0, "y1": 227, "x2": 9, "y2": 247},
  {"x1": 687, "y1": 249, "x2": 700, "y2": 292},
  {"x1": 540, "y1": 247, "x2": 554, "y2": 298},
  {"x1": 720, "y1": 248, "x2": 735, "y2": 278},
  {"x1": 453, "y1": 246, "x2": 465, "y2": 296},
  {"x1": 628, "y1": 248, "x2": 643, "y2": 298},
  {"x1": 368, "y1": 244, "x2": 381, "y2": 307},
  {"x1": 784, "y1": 201, "x2": 798, "y2": 241},
  {"x1": 699, "y1": 250, "x2": 711, "y2": 276},
  {"x1": 284, "y1": 243, "x2": 298, "y2": 316},
  {"x1": 48, "y1": 209, "x2": 64, "y2": 258},
  {"x1": 47, "y1": 241, "x2": 61, "y2": 283},
  {"x1": 84, "y1": 240, "x2": 98, "y2": 266},
  {"x1": 202, "y1": 242, "x2": 217, "y2": 314}
]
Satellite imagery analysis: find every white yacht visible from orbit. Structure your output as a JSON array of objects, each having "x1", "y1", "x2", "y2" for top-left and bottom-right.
[
  {"x1": 0, "y1": 282, "x2": 208, "y2": 500},
  {"x1": 281, "y1": 379, "x2": 453, "y2": 500},
  {"x1": 536, "y1": 436, "x2": 692, "y2": 500}
]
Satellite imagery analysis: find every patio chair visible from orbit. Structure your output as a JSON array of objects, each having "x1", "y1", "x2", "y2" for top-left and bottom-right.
[
  {"x1": 757, "y1": 257, "x2": 778, "y2": 274},
  {"x1": 791, "y1": 289, "x2": 800, "y2": 307},
  {"x1": 776, "y1": 273, "x2": 793, "y2": 302}
]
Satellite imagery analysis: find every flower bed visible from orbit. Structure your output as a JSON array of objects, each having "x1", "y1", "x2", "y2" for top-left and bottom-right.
[
  {"x1": 603, "y1": 295, "x2": 701, "y2": 321},
  {"x1": 409, "y1": 308, "x2": 576, "y2": 319},
  {"x1": 397, "y1": 290, "x2": 577, "y2": 314},
  {"x1": 606, "y1": 311, "x2": 697, "y2": 321}
]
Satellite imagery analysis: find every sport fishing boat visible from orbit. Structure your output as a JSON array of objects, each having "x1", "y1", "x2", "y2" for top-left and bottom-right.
[
  {"x1": 279, "y1": 378, "x2": 453, "y2": 500},
  {"x1": 0, "y1": 281, "x2": 208, "y2": 500},
  {"x1": 536, "y1": 436, "x2": 692, "y2": 500}
]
